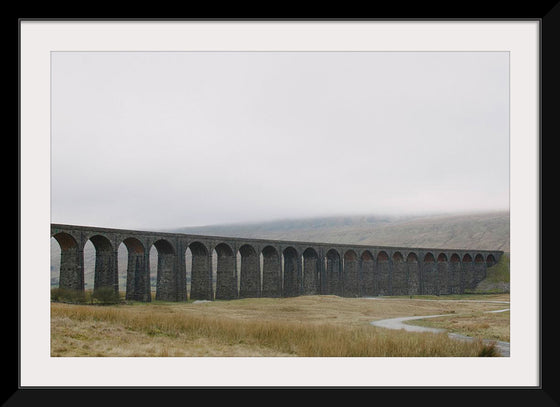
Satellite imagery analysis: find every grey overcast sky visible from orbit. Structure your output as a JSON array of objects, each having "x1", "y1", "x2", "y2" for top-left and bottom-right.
[{"x1": 51, "y1": 51, "x2": 509, "y2": 230}]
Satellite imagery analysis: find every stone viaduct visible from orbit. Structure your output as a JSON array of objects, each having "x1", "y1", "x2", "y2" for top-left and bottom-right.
[{"x1": 51, "y1": 223, "x2": 503, "y2": 302}]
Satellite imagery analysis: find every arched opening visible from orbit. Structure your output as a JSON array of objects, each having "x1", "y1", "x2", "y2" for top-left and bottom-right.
[
  {"x1": 117, "y1": 242, "x2": 127, "y2": 289},
  {"x1": 449, "y1": 254, "x2": 461, "y2": 294},
  {"x1": 486, "y1": 254, "x2": 497, "y2": 267},
  {"x1": 361, "y1": 250, "x2": 374, "y2": 296},
  {"x1": 89, "y1": 235, "x2": 117, "y2": 294},
  {"x1": 343, "y1": 250, "x2": 359, "y2": 297},
  {"x1": 406, "y1": 253, "x2": 418, "y2": 262},
  {"x1": 462, "y1": 254, "x2": 474, "y2": 290},
  {"x1": 152, "y1": 239, "x2": 178, "y2": 301},
  {"x1": 189, "y1": 242, "x2": 212, "y2": 301},
  {"x1": 326, "y1": 249, "x2": 341, "y2": 296},
  {"x1": 303, "y1": 248, "x2": 320, "y2": 296},
  {"x1": 392, "y1": 252, "x2": 406, "y2": 295},
  {"x1": 121, "y1": 237, "x2": 149, "y2": 302},
  {"x1": 473, "y1": 253, "x2": 487, "y2": 286},
  {"x1": 282, "y1": 247, "x2": 299, "y2": 297},
  {"x1": 149, "y1": 246, "x2": 158, "y2": 296},
  {"x1": 83, "y1": 240, "x2": 95, "y2": 290},
  {"x1": 422, "y1": 252, "x2": 436, "y2": 295},
  {"x1": 261, "y1": 246, "x2": 281, "y2": 298},
  {"x1": 215, "y1": 243, "x2": 236, "y2": 300},
  {"x1": 377, "y1": 251, "x2": 390, "y2": 296},
  {"x1": 406, "y1": 252, "x2": 420, "y2": 295},
  {"x1": 51, "y1": 236, "x2": 61, "y2": 287},
  {"x1": 239, "y1": 244, "x2": 259, "y2": 298},
  {"x1": 437, "y1": 253, "x2": 448, "y2": 295},
  {"x1": 185, "y1": 246, "x2": 192, "y2": 297},
  {"x1": 51, "y1": 232, "x2": 83, "y2": 292}
]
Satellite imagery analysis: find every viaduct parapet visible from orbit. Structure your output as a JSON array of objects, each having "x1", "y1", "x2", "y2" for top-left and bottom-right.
[{"x1": 51, "y1": 223, "x2": 504, "y2": 302}]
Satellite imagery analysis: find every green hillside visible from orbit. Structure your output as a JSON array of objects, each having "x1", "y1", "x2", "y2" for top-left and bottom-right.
[{"x1": 467, "y1": 252, "x2": 510, "y2": 293}]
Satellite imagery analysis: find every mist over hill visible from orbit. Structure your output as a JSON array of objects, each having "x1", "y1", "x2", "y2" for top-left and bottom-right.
[{"x1": 171, "y1": 210, "x2": 510, "y2": 252}]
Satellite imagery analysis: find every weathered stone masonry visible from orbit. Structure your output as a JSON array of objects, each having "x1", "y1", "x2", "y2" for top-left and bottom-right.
[{"x1": 51, "y1": 223, "x2": 503, "y2": 302}]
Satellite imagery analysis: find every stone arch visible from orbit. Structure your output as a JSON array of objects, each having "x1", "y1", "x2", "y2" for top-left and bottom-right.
[
  {"x1": 449, "y1": 253, "x2": 461, "y2": 294},
  {"x1": 422, "y1": 252, "x2": 437, "y2": 295},
  {"x1": 461, "y1": 253, "x2": 474, "y2": 290},
  {"x1": 326, "y1": 249, "x2": 342, "y2": 296},
  {"x1": 215, "y1": 243, "x2": 236, "y2": 300},
  {"x1": 122, "y1": 237, "x2": 145, "y2": 254},
  {"x1": 88, "y1": 234, "x2": 117, "y2": 294},
  {"x1": 89, "y1": 234, "x2": 113, "y2": 251},
  {"x1": 52, "y1": 232, "x2": 83, "y2": 292},
  {"x1": 392, "y1": 252, "x2": 406, "y2": 295},
  {"x1": 486, "y1": 254, "x2": 497, "y2": 266},
  {"x1": 378, "y1": 251, "x2": 389, "y2": 261},
  {"x1": 189, "y1": 241, "x2": 208, "y2": 256},
  {"x1": 406, "y1": 252, "x2": 418, "y2": 262},
  {"x1": 282, "y1": 246, "x2": 300, "y2": 297},
  {"x1": 436, "y1": 253, "x2": 448, "y2": 295},
  {"x1": 153, "y1": 238, "x2": 175, "y2": 254},
  {"x1": 376, "y1": 250, "x2": 390, "y2": 296},
  {"x1": 121, "y1": 237, "x2": 150, "y2": 302},
  {"x1": 152, "y1": 239, "x2": 179, "y2": 301},
  {"x1": 303, "y1": 248, "x2": 320, "y2": 295},
  {"x1": 52, "y1": 231, "x2": 78, "y2": 251},
  {"x1": 361, "y1": 250, "x2": 375, "y2": 296},
  {"x1": 406, "y1": 252, "x2": 420, "y2": 295},
  {"x1": 189, "y1": 241, "x2": 212, "y2": 301},
  {"x1": 261, "y1": 246, "x2": 281, "y2": 298},
  {"x1": 473, "y1": 253, "x2": 487, "y2": 287},
  {"x1": 343, "y1": 249, "x2": 359, "y2": 297},
  {"x1": 239, "y1": 244, "x2": 260, "y2": 298}
]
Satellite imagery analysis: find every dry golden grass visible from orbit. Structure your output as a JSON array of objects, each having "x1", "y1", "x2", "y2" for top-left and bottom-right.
[{"x1": 51, "y1": 294, "x2": 509, "y2": 357}]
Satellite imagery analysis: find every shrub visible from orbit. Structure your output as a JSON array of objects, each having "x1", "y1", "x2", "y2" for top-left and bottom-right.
[
  {"x1": 51, "y1": 287, "x2": 87, "y2": 304},
  {"x1": 91, "y1": 287, "x2": 121, "y2": 305}
]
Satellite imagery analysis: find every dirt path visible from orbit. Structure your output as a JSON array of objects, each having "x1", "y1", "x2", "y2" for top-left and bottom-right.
[{"x1": 370, "y1": 306, "x2": 510, "y2": 356}]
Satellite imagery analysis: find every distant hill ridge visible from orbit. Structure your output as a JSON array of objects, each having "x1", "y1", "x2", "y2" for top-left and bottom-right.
[{"x1": 171, "y1": 210, "x2": 510, "y2": 252}]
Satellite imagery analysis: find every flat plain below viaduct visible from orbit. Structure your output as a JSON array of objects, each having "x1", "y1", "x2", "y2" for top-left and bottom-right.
[{"x1": 51, "y1": 223, "x2": 504, "y2": 302}]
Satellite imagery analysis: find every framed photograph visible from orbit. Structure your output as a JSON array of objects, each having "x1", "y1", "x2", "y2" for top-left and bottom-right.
[{"x1": 19, "y1": 18, "x2": 542, "y2": 392}]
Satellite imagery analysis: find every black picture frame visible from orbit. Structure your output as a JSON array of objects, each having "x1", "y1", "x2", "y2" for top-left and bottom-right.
[{"x1": 15, "y1": 5, "x2": 552, "y2": 404}]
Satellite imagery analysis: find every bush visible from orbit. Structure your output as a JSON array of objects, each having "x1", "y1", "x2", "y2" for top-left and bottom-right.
[
  {"x1": 91, "y1": 287, "x2": 121, "y2": 305},
  {"x1": 51, "y1": 287, "x2": 87, "y2": 304}
]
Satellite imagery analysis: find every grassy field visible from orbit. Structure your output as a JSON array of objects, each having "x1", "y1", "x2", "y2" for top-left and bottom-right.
[{"x1": 51, "y1": 294, "x2": 509, "y2": 357}]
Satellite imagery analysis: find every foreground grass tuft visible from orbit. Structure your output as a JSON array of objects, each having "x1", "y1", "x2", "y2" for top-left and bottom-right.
[{"x1": 478, "y1": 342, "x2": 501, "y2": 357}]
